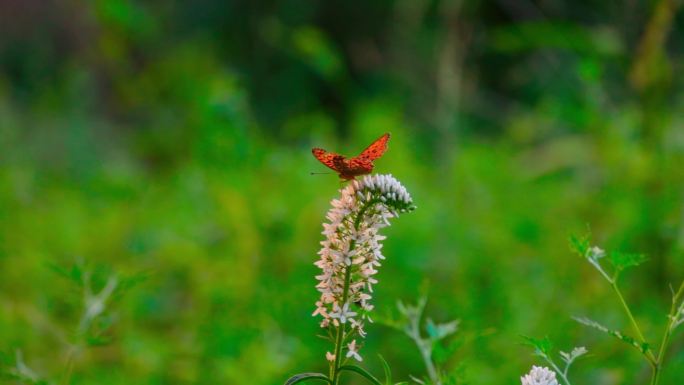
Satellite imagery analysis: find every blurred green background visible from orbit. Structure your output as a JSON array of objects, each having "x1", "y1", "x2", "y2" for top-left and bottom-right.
[{"x1": 1, "y1": 0, "x2": 684, "y2": 384}]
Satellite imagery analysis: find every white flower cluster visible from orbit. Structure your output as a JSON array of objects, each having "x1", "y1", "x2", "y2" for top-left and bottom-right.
[
  {"x1": 520, "y1": 366, "x2": 559, "y2": 385},
  {"x1": 313, "y1": 174, "x2": 415, "y2": 360}
]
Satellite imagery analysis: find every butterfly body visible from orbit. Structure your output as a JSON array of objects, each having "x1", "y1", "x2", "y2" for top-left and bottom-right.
[{"x1": 312, "y1": 133, "x2": 390, "y2": 180}]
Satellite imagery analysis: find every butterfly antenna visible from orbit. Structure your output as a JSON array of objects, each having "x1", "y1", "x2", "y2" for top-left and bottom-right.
[{"x1": 310, "y1": 172, "x2": 333, "y2": 176}]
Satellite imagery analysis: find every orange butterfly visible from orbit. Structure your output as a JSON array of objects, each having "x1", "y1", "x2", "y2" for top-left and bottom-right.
[{"x1": 312, "y1": 133, "x2": 390, "y2": 180}]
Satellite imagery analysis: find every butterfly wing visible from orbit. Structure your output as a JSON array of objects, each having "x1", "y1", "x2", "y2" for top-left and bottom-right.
[
  {"x1": 347, "y1": 158, "x2": 373, "y2": 173},
  {"x1": 313, "y1": 133, "x2": 389, "y2": 180},
  {"x1": 356, "y1": 133, "x2": 390, "y2": 162},
  {"x1": 312, "y1": 148, "x2": 345, "y2": 173}
]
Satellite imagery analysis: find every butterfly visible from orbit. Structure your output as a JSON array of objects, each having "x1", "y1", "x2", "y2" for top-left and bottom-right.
[{"x1": 312, "y1": 133, "x2": 390, "y2": 180}]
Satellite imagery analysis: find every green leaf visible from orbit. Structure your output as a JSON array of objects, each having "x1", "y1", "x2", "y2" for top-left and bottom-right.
[
  {"x1": 284, "y1": 373, "x2": 332, "y2": 385},
  {"x1": 569, "y1": 233, "x2": 590, "y2": 257},
  {"x1": 426, "y1": 318, "x2": 459, "y2": 341},
  {"x1": 573, "y1": 316, "x2": 650, "y2": 354},
  {"x1": 339, "y1": 365, "x2": 383, "y2": 385},
  {"x1": 522, "y1": 335, "x2": 552, "y2": 356},
  {"x1": 378, "y1": 354, "x2": 392, "y2": 385},
  {"x1": 45, "y1": 262, "x2": 84, "y2": 287},
  {"x1": 609, "y1": 251, "x2": 647, "y2": 273}
]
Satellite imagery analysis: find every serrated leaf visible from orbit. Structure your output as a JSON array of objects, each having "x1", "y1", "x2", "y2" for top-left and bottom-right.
[
  {"x1": 284, "y1": 372, "x2": 331, "y2": 385},
  {"x1": 522, "y1": 335, "x2": 552, "y2": 356},
  {"x1": 560, "y1": 346, "x2": 588, "y2": 364},
  {"x1": 46, "y1": 261, "x2": 85, "y2": 287},
  {"x1": 573, "y1": 316, "x2": 650, "y2": 354},
  {"x1": 569, "y1": 233, "x2": 590, "y2": 257},
  {"x1": 339, "y1": 365, "x2": 383, "y2": 385},
  {"x1": 609, "y1": 251, "x2": 647, "y2": 273},
  {"x1": 426, "y1": 318, "x2": 459, "y2": 341}
]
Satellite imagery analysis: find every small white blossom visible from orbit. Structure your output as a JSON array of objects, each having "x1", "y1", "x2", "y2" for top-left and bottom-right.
[
  {"x1": 329, "y1": 302, "x2": 357, "y2": 324},
  {"x1": 587, "y1": 246, "x2": 605, "y2": 261},
  {"x1": 346, "y1": 340, "x2": 363, "y2": 362},
  {"x1": 326, "y1": 351, "x2": 336, "y2": 362},
  {"x1": 521, "y1": 366, "x2": 559, "y2": 385},
  {"x1": 349, "y1": 318, "x2": 366, "y2": 337},
  {"x1": 312, "y1": 174, "x2": 415, "y2": 358}
]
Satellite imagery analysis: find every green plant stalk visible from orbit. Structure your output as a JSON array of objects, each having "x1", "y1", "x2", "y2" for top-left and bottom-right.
[
  {"x1": 331, "y1": 200, "x2": 375, "y2": 385},
  {"x1": 331, "y1": 242, "x2": 355, "y2": 385},
  {"x1": 610, "y1": 281, "x2": 657, "y2": 367},
  {"x1": 418, "y1": 340, "x2": 439, "y2": 385},
  {"x1": 542, "y1": 356, "x2": 571, "y2": 385},
  {"x1": 60, "y1": 346, "x2": 77, "y2": 385},
  {"x1": 404, "y1": 302, "x2": 440, "y2": 385},
  {"x1": 651, "y1": 280, "x2": 684, "y2": 385},
  {"x1": 407, "y1": 323, "x2": 439, "y2": 384}
]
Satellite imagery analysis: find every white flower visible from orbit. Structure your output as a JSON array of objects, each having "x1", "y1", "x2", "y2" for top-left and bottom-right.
[
  {"x1": 329, "y1": 302, "x2": 357, "y2": 324},
  {"x1": 521, "y1": 366, "x2": 559, "y2": 385},
  {"x1": 349, "y1": 318, "x2": 366, "y2": 337},
  {"x1": 346, "y1": 340, "x2": 363, "y2": 362},
  {"x1": 587, "y1": 246, "x2": 605, "y2": 261},
  {"x1": 326, "y1": 351, "x2": 336, "y2": 362},
  {"x1": 312, "y1": 174, "x2": 415, "y2": 358}
]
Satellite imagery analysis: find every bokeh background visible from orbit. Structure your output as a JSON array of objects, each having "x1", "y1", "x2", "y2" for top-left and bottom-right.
[{"x1": 2, "y1": 0, "x2": 684, "y2": 384}]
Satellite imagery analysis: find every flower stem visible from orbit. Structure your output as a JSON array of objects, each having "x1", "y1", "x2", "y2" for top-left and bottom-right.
[
  {"x1": 610, "y1": 281, "x2": 657, "y2": 368},
  {"x1": 651, "y1": 280, "x2": 684, "y2": 385},
  {"x1": 331, "y1": 256, "x2": 353, "y2": 385},
  {"x1": 543, "y1": 356, "x2": 571, "y2": 385},
  {"x1": 404, "y1": 299, "x2": 440, "y2": 385},
  {"x1": 60, "y1": 346, "x2": 77, "y2": 385},
  {"x1": 332, "y1": 200, "x2": 376, "y2": 384}
]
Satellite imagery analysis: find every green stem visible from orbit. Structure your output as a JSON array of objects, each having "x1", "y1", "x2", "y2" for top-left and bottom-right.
[
  {"x1": 331, "y1": 248, "x2": 353, "y2": 385},
  {"x1": 331, "y1": 200, "x2": 376, "y2": 385},
  {"x1": 543, "y1": 356, "x2": 571, "y2": 385},
  {"x1": 610, "y1": 281, "x2": 657, "y2": 367},
  {"x1": 651, "y1": 280, "x2": 684, "y2": 385},
  {"x1": 405, "y1": 299, "x2": 440, "y2": 385},
  {"x1": 60, "y1": 346, "x2": 77, "y2": 385}
]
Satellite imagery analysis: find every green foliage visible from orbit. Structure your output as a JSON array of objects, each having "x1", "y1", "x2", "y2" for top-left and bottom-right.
[
  {"x1": 338, "y1": 365, "x2": 383, "y2": 385},
  {"x1": 378, "y1": 355, "x2": 409, "y2": 385},
  {"x1": 381, "y1": 298, "x2": 461, "y2": 384},
  {"x1": 608, "y1": 251, "x2": 648, "y2": 274},
  {"x1": 523, "y1": 336, "x2": 553, "y2": 357},
  {"x1": 573, "y1": 317, "x2": 649, "y2": 354},
  {"x1": 284, "y1": 373, "x2": 332, "y2": 385},
  {"x1": 2, "y1": 0, "x2": 684, "y2": 384},
  {"x1": 568, "y1": 233, "x2": 590, "y2": 258},
  {"x1": 522, "y1": 336, "x2": 587, "y2": 385}
]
